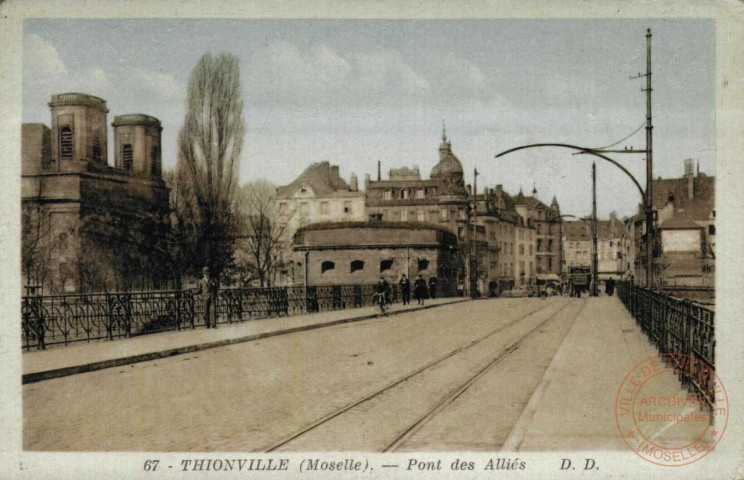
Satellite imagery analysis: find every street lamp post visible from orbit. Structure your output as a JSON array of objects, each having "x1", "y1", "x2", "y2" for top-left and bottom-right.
[{"x1": 472, "y1": 168, "x2": 479, "y2": 298}]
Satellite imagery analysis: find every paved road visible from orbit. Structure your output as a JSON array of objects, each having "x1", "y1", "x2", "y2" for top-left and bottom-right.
[{"x1": 23, "y1": 297, "x2": 585, "y2": 451}]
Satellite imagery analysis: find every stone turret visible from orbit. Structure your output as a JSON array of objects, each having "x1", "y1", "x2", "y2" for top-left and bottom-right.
[
  {"x1": 48, "y1": 93, "x2": 109, "y2": 170},
  {"x1": 112, "y1": 114, "x2": 163, "y2": 179}
]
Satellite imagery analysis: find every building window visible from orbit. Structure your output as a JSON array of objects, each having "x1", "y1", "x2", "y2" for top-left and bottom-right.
[
  {"x1": 344, "y1": 201, "x2": 352, "y2": 214},
  {"x1": 92, "y1": 136, "x2": 102, "y2": 163},
  {"x1": 416, "y1": 189, "x2": 425, "y2": 199},
  {"x1": 402, "y1": 189, "x2": 409, "y2": 199},
  {"x1": 384, "y1": 190, "x2": 392, "y2": 200},
  {"x1": 548, "y1": 258, "x2": 553, "y2": 270},
  {"x1": 401, "y1": 210, "x2": 408, "y2": 221},
  {"x1": 537, "y1": 239, "x2": 542, "y2": 252},
  {"x1": 380, "y1": 259, "x2": 394, "y2": 272},
  {"x1": 548, "y1": 239, "x2": 553, "y2": 252},
  {"x1": 709, "y1": 225, "x2": 716, "y2": 236},
  {"x1": 321, "y1": 261, "x2": 335, "y2": 273},
  {"x1": 122, "y1": 144, "x2": 133, "y2": 172},
  {"x1": 417, "y1": 210, "x2": 425, "y2": 222},
  {"x1": 350, "y1": 260, "x2": 364, "y2": 273},
  {"x1": 60, "y1": 127, "x2": 73, "y2": 161},
  {"x1": 519, "y1": 244, "x2": 524, "y2": 255},
  {"x1": 418, "y1": 259, "x2": 429, "y2": 272},
  {"x1": 320, "y1": 201, "x2": 330, "y2": 215},
  {"x1": 441, "y1": 208, "x2": 448, "y2": 220},
  {"x1": 299, "y1": 202, "x2": 309, "y2": 216}
]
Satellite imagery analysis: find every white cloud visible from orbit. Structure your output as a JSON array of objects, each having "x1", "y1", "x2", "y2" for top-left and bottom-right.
[
  {"x1": 131, "y1": 69, "x2": 185, "y2": 105},
  {"x1": 24, "y1": 34, "x2": 68, "y2": 78}
]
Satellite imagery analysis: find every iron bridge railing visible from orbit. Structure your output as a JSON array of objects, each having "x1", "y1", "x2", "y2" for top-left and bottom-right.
[
  {"x1": 22, "y1": 283, "x2": 457, "y2": 351},
  {"x1": 616, "y1": 281, "x2": 716, "y2": 408}
]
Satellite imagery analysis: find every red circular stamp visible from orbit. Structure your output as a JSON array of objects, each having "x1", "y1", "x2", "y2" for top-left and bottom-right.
[{"x1": 615, "y1": 353, "x2": 728, "y2": 467}]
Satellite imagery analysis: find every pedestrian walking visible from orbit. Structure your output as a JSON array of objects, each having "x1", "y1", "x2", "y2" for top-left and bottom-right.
[
  {"x1": 428, "y1": 276, "x2": 438, "y2": 300},
  {"x1": 195, "y1": 266, "x2": 217, "y2": 328},
  {"x1": 414, "y1": 274, "x2": 428, "y2": 305},
  {"x1": 399, "y1": 274, "x2": 411, "y2": 305},
  {"x1": 375, "y1": 277, "x2": 390, "y2": 312},
  {"x1": 606, "y1": 277, "x2": 616, "y2": 296}
]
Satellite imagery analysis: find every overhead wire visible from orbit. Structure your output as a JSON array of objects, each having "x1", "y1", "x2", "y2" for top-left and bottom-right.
[{"x1": 588, "y1": 121, "x2": 646, "y2": 150}]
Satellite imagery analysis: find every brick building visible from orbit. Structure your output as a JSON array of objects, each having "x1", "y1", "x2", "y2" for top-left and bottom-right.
[
  {"x1": 292, "y1": 222, "x2": 459, "y2": 296},
  {"x1": 21, "y1": 93, "x2": 170, "y2": 293}
]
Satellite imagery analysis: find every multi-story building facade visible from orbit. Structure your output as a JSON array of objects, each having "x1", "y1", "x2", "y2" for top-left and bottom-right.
[
  {"x1": 275, "y1": 161, "x2": 366, "y2": 284},
  {"x1": 21, "y1": 93, "x2": 170, "y2": 293},
  {"x1": 364, "y1": 131, "x2": 470, "y2": 240},
  {"x1": 629, "y1": 159, "x2": 715, "y2": 289},
  {"x1": 562, "y1": 215, "x2": 630, "y2": 281},
  {"x1": 472, "y1": 184, "x2": 536, "y2": 293},
  {"x1": 513, "y1": 187, "x2": 562, "y2": 277},
  {"x1": 363, "y1": 130, "x2": 471, "y2": 290}
]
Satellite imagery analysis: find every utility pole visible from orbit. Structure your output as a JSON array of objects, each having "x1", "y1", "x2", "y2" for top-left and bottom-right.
[
  {"x1": 592, "y1": 162, "x2": 599, "y2": 297},
  {"x1": 472, "y1": 167, "x2": 479, "y2": 298},
  {"x1": 644, "y1": 28, "x2": 655, "y2": 289}
]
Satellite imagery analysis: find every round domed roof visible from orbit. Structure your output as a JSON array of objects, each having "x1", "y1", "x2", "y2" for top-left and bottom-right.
[
  {"x1": 430, "y1": 135, "x2": 463, "y2": 178},
  {"x1": 437, "y1": 151, "x2": 463, "y2": 175}
]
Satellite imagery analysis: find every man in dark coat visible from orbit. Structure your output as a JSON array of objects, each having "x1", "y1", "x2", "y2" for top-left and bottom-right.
[
  {"x1": 414, "y1": 275, "x2": 428, "y2": 305},
  {"x1": 428, "y1": 276, "x2": 438, "y2": 299},
  {"x1": 606, "y1": 277, "x2": 616, "y2": 296},
  {"x1": 195, "y1": 266, "x2": 217, "y2": 328},
  {"x1": 399, "y1": 274, "x2": 411, "y2": 305}
]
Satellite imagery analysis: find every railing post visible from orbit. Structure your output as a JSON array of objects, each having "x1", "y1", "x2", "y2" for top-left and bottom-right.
[{"x1": 175, "y1": 291, "x2": 182, "y2": 331}]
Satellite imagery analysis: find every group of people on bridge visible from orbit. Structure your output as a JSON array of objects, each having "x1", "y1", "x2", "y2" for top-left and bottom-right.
[{"x1": 375, "y1": 274, "x2": 438, "y2": 311}]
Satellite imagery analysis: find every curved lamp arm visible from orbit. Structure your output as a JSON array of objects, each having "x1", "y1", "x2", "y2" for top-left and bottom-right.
[{"x1": 495, "y1": 143, "x2": 646, "y2": 202}]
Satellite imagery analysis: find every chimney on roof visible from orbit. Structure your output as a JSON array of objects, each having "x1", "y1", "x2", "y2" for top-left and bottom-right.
[
  {"x1": 320, "y1": 161, "x2": 330, "y2": 180},
  {"x1": 684, "y1": 159, "x2": 694, "y2": 199},
  {"x1": 350, "y1": 173, "x2": 358, "y2": 192},
  {"x1": 330, "y1": 165, "x2": 339, "y2": 189},
  {"x1": 364, "y1": 173, "x2": 371, "y2": 190},
  {"x1": 377, "y1": 160, "x2": 381, "y2": 181},
  {"x1": 496, "y1": 184, "x2": 503, "y2": 198}
]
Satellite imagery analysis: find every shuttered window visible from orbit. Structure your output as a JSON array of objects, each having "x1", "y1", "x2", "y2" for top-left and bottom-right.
[
  {"x1": 92, "y1": 137, "x2": 102, "y2": 163},
  {"x1": 60, "y1": 127, "x2": 73, "y2": 161},
  {"x1": 122, "y1": 144, "x2": 133, "y2": 172}
]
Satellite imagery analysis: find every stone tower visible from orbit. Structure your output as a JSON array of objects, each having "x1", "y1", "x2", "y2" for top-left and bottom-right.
[
  {"x1": 111, "y1": 114, "x2": 163, "y2": 178},
  {"x1": 48, "y1": 93, "x2": 109, "y2": 170}
]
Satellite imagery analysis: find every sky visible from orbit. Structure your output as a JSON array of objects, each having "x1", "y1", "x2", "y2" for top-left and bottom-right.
[{"x1": 23, "y1": 19, "x2": 715, "y2": 219}]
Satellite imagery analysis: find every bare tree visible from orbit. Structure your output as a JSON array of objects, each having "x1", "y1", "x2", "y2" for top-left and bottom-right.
[
  {"x1": 176, "y1": 52, "x2": 245, "y2": 282},
  {"x1": 21, "y1": 201, "x2": 51, "y2": 292},
  {"x1": 235, "y1": 180, "x2": 286, "y2": 287}
]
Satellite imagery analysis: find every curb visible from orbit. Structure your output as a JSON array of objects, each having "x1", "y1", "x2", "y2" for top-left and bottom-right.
[{"x1": 22, "y1": 298, "x2": 469, "y2": 384}]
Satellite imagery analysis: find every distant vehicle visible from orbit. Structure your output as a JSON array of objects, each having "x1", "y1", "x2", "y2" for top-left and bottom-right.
[
  {"x1": 502, "y1": 288, "x2": 528, "y2": 298},
  {"x1": 535, "y1": 274, "x2": 562, "y2": 297},
  {"x1": 567, "y1": 266, "x2": 591, "y2": 297}
]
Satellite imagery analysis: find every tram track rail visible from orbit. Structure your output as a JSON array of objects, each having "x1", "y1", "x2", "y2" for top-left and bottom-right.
[
  {"x1": 384, "y1": 299, "x2": 587, "y2": 452},
  {"x1": 263, "y1": 298, "x2": 577, "y2": 452}
]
